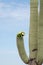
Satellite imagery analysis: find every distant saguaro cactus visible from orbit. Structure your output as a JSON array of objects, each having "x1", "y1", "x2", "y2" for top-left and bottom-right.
[{"x1": 16, "y1": 0, "x2": 43, "y2": 65}]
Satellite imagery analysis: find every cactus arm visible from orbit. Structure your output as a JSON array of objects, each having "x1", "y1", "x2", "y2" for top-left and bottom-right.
[{"x1": 16, "y1": 32, "x2": 29, "y2": 64}]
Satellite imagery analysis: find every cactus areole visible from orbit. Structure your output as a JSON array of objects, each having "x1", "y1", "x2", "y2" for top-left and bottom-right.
[{"x1": 16, "y1": 0, "x2": 43, "y2": 65}]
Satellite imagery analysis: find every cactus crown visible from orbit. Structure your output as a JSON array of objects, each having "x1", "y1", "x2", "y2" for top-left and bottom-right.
[{"x1": 17, "y1": 32, "x2": 25, "y2": 37}]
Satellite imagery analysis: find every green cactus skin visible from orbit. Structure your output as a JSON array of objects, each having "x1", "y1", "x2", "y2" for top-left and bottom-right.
[
  {"x1": 29, "y1": 0, "x2": 38, "y2": 59},
  {"x1": 17, "y1": 32, "x2": 29, "y2": 64},
  {"x1": 37, "y1": 0, "x2": 43, "y2": 64}
]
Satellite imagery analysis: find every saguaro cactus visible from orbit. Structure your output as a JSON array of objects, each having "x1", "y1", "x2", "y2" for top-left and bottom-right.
[
  {"x1": 16, "y1": 0, "x2": 43, "y2": 65},
  {"x1": 37, "y1": 0, "x2": 43, "y2": 65},
  {"x1": 16, "y1": 0, "x2": 38, "y2": 65}
]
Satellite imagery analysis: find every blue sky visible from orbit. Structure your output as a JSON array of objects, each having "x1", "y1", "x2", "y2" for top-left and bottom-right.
[{"x1": 0, "y1": 0, "x2": 30, "y2": 65}]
